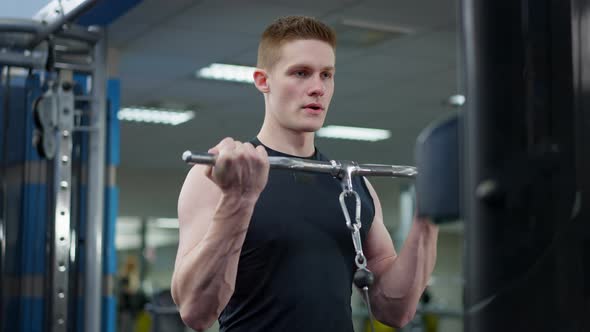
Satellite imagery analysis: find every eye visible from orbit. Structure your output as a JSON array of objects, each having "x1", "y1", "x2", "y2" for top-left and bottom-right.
[
  {"x1": 294, "y1": 70, "x2": 308, "y2": 77},
  {"x1": 322, "y1": 72, "x2": 333, "y2": 79}
]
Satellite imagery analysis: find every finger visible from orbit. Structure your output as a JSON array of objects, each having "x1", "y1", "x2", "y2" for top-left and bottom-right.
[
  {"x1": 243, "y1": 142, "x2": 257, "y2": 159},
  {"x1": 208, "y1": 137, "x2": 234, "y2": 154},
  {"x1": 203, "y1": 164, "x2": 213, "y2": 180},
  {"x1": 214, "y1": 139, "x2": 239, "y2": 167},
  {"x1": 255, "y1": 145, "x2": 267, "y2": 155},
  {"x1": 243, "y1": 142, "x2": 255, "y2": 150},
  {"x1": 231, "y1": 143, "x2": 248, "y2": 187},
  {"x1": 232, "y1": 141, "x2": 246, "y2": 163},
  {"x1": 256, "y1": 145, "x2": 269, "y2": 163},
  {"x1": 243, "y1": 143, "x2": 259, "y2": 170},
  {"x1": 214, "y1": 142, "x2": 237, "y2": 178}
]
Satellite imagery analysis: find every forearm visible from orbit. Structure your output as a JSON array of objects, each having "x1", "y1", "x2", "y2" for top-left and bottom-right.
[
  {"x1": 371, "y1": 218, "x2": 438, "y2": 327},
  {"x1": 172, "y1": 195, "x2": 256, "y2": 329}
]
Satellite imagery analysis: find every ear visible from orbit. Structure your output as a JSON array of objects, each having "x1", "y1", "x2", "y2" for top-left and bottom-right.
[{"x1": 253, "y1": 68, "x2": 270, "y2": 93}]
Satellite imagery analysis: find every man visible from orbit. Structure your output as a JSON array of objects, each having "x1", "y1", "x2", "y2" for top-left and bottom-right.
[{"x1": 171, "y1": 16, "x2": 439, "y2": 332}]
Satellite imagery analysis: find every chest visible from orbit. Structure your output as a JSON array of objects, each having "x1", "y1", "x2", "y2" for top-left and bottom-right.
[{"x1": 244, "y1": 170, "x2": 373, "y2": 252}]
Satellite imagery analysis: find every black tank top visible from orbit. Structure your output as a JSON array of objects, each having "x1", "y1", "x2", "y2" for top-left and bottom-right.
[{"x1": 218, "y1": 138, "x2": 375, "y2": 332}]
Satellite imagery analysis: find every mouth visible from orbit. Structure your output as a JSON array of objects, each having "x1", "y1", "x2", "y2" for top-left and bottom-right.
[{"x1": 303, "y1": 103, "x2": 324, "y2": 112}]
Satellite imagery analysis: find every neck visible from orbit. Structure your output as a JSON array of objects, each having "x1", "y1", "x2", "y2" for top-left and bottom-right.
[{"x1": 257, "y1": 118, "x2": 316, "y2": 157}]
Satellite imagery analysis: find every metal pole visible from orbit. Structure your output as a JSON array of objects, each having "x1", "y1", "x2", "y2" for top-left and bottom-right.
[
  {"x1": 85, "y1": 28, "x2": 106, "y2": 332},
  {"x1": 51, "y1": 71, "x2": 75, "y2": 332},
  {"x1": 182, "y1": 151, "x2": 418, "y2": 179},
  {"x1": 461, "y1": 0, "x2": 522, "y2": 329},
  {"x1": 0, "y1": 64, "x2": 7, "y2": 332},
  {"x1": 461, "y1": 0, "x2": 579, "y2": 330},
  {"x1": 139, "y1": 218, "x2": 147, "y2": 286},
  {"x1": 0, "y1": 52, "x2": 47, "y2": 69}
]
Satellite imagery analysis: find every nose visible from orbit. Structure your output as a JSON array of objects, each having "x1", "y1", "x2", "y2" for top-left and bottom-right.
[{"x1": 307, "y1": 75, "x2": 325, "y2": 97}]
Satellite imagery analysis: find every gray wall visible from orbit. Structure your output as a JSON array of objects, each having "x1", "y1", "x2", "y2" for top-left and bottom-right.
[{"x1": 118, "y1": 166, "x2": 187, "y2": 218}]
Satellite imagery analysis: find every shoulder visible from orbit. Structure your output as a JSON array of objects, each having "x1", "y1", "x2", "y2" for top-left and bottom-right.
[
  {"x1": 178, "y1": 165, "x2": 221, "y2": 218},
  {"x1": 358, "y1": 176, "x2": 377, "y2": 211}
]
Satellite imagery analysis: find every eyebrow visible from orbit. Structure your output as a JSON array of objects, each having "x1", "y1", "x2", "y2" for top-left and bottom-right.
[{"x1": 287, "y1": 64, "x2": 335, "y2": 71}]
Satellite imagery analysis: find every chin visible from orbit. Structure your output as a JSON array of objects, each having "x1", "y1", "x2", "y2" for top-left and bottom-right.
[
  {"x1": 302, "y1": 119, "x2": 326, "y2": 132},
  {"x1": 298, "y1": 123, "x2": 323, "y2": 133},
  {"x1": 283, "y1": 116, "x2": 326, "y2": 133}
]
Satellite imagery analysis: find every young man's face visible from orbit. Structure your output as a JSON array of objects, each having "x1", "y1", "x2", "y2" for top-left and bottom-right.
[{"x1": 264, "y1": 39, "x2": 335, "y2": 133}]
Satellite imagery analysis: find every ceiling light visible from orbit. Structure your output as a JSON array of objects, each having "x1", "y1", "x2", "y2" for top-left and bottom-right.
[
  {"x1": 195, "y1": 63, "x2": 255, "y2": 83},
  {"x1": 153, "y1": 218, "x2": 179, "y2": 229},
  {"x1": 118, "y1": 106, "x2": 195, "y2": 125},
  {"x1": 340, "y1": 18, "x2": 414, "y2": 35},
  {"x1": 333, "y1": 18, "x2": 413, "y2": 48},
  {"x1": 447, "y1": 94, "x2": 466, "y2": 107},
  {"x1": 316, "y1": 125, "x2": 391, "y2": 142}
]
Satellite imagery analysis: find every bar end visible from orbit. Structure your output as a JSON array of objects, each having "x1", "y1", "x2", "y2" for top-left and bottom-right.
[{"x1": 182, "y1": 150, "x2": 192, "y2": 162}]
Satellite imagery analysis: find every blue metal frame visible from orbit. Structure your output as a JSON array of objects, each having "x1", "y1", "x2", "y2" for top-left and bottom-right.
[{"x1": 77, "y1": 0, "x2": 143, "y2": 26}]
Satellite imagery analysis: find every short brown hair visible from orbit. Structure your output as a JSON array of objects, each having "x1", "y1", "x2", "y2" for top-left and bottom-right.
[{"x1": 257, "y1": 16, "x2": 336, "y2": 69}]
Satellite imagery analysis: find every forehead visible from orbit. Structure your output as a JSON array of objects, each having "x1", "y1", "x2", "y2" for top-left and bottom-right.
[{"x1": 275, "y1": 39, "x2": 335, "y2": 69}]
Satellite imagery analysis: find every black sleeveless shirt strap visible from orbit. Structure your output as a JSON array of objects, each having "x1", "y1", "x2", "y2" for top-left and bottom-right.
[{"x1": 249, "y1": 137, "x2": 320, "y2": 160}]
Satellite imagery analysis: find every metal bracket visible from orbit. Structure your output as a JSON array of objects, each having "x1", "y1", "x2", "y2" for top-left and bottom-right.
[{"x1": 334, "y1": 160, "x2": 359, "y2": 193}]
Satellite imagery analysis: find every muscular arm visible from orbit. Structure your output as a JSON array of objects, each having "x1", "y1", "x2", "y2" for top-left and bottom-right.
[
  {"x1": 171, "y1": 140, "x2": 268, "y2": 331},
  {"x1": 362, "y1": 179, "x2": 438, "y2": 328}
]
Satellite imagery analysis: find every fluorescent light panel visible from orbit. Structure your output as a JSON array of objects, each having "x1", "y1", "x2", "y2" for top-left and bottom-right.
[
  {"x1": 448, "y1": 94, "x2": 466, "y2": 107},
  {"x1": 196, "y1": 63, "x2": 256, "y2": 83},
  {"x1": 118, "y1": 106, "x2": 195, "y2": 125},
  {"x1": 153, "y1": 218, "x2": 179, "y2": 229},
  {"x1": 317, "y1": 125, "x2": 391, "y2": 142}
]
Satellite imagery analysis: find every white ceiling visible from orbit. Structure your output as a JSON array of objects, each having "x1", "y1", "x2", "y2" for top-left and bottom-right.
[
  {"x1": 1, "y1": 0, "x2": 50, "y2": 18},
  {"x1": 106, "y1": 0, "x2": 460, "y2": 171}
]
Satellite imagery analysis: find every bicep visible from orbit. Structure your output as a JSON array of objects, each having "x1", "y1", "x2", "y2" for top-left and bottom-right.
[
  {"x1": 362, "y1": 178, "x2": 397, "y2": 276},
  {"x1": 175, "y1": 165, "x2": 222, "y2": 264}
]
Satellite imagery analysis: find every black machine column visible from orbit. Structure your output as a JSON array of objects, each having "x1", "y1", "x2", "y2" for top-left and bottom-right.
[{"x1": 461, "y1": 0, "x2": 590, "y2": 330}]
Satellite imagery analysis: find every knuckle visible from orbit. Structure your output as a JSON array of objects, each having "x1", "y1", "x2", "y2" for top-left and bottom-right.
[{"x1": 219, "y1": 137, "x2": 233, "y2": 146}]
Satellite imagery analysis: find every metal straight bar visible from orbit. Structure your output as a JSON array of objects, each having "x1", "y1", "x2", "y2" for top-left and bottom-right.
[
  {"x1": 0, "y1": 18, "x2": 43, "y2": 34},
  {"x1": 182, "y1": 151, "x2": 418, "y2": 178},
  {"x1": 84, "y1": 28, "x2": 105, "y2": 332},
  {"x1": 30, "y1": 0, "x2": 99, "y2": 49},
  {"x1": 55, "y1": 25, "x2": 101, "y2": 44},
  {"x1": 0, "y1": 21, "x2": 98, "y2": 56},
  {"x1": 54, "y1": 62, "x2": 94, "y2": 74},
  {"x1": 0, "y1": 19, "x2": 42, "y2": 50},
  {"x1": 0, "y1": 51, "x2": 46, "y2": 69},
  {"x1": 354, "y1": 163, "x2": 418, "y2": 178}
]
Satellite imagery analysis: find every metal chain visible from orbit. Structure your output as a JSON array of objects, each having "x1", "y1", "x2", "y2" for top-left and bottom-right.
[
  {"x1": 339, "y1": 190, "x2": 367, "y2": 269},
  {"x1": 338, "y1": 179, "x2": 376, "y2": 332}
]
